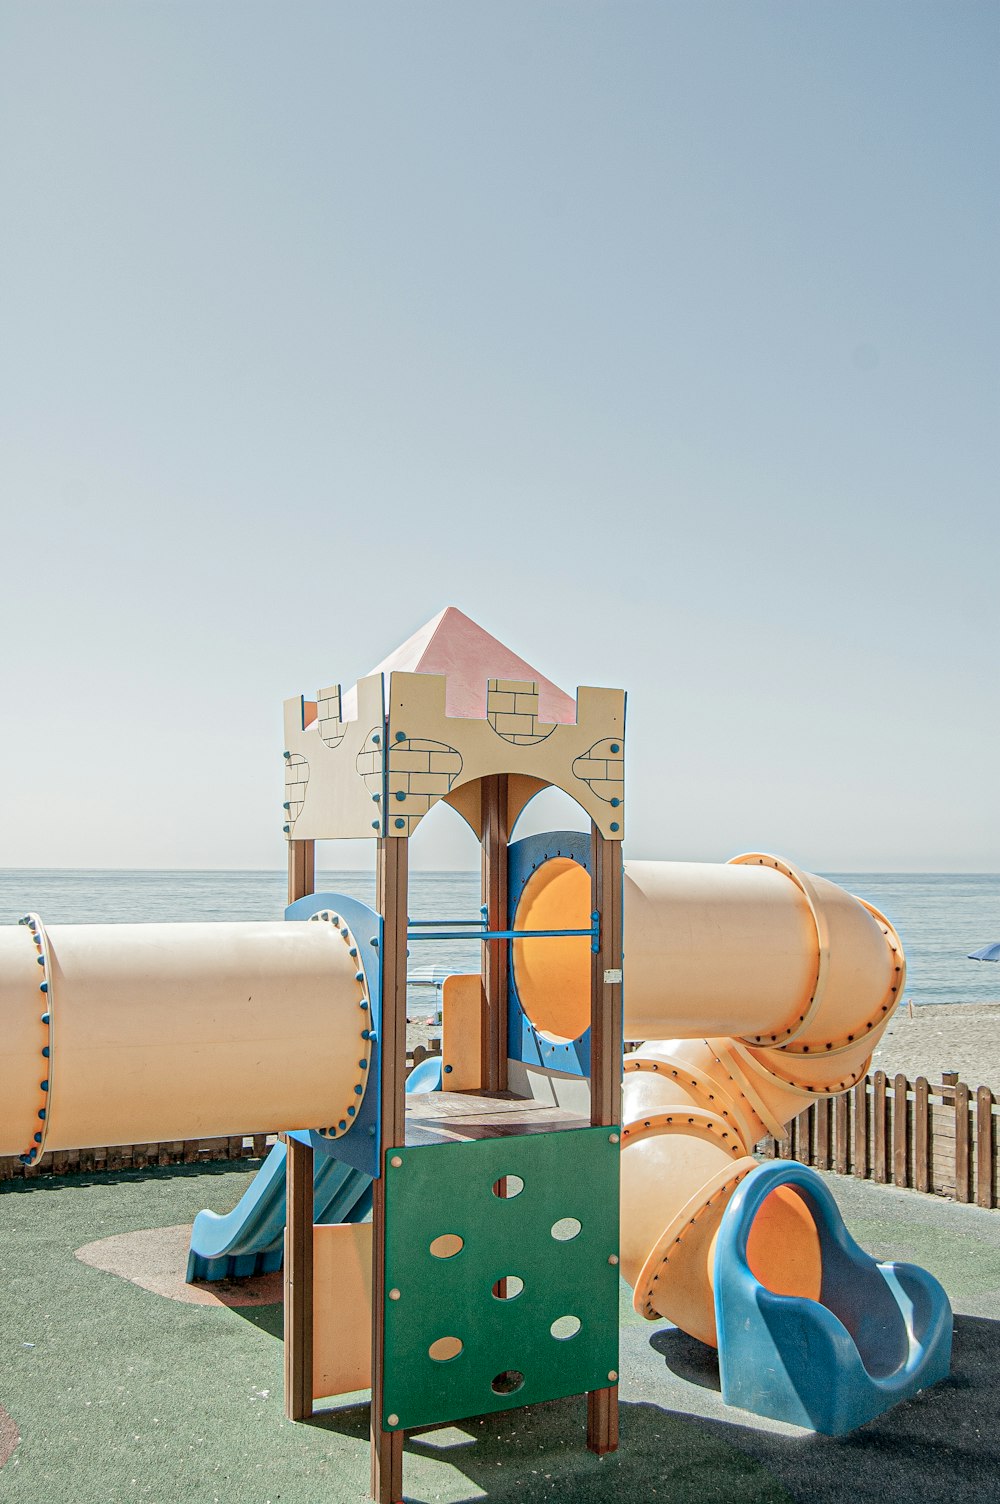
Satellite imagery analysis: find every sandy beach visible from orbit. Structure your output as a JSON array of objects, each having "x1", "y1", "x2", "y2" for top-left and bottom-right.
[{"x1": 871, "y1": 1000, "x2": 1000, "y2": 1093}]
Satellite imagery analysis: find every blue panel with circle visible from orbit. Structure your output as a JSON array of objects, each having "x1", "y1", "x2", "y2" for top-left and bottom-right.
[
  {"x1": 284, "y1": 891, "x2": 383, "y2": 1178},
  {"x1": 507, "y1": 831, "x2": 591, "y2": 1079}
]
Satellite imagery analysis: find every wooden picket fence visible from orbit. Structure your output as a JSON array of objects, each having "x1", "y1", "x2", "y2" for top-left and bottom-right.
[
  {"x1": 758, "y1": 1070, "x2": 1000, "y2": 1209},
  {"x1": 0, "y1": 1042, "x2": 444, "y2": 1182}
]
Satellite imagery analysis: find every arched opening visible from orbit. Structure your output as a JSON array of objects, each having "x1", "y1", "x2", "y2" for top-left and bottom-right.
[{"x1": 512, "y1": 856, "x2": 591, "y2": 1042}]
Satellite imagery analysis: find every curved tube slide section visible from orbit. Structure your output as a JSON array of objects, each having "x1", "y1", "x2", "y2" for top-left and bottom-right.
[
  {"x1": 513, "y1": 852, "x2": 904, "y2": 1346},
  {"x1": 0, "y1": 917, "x2": 374, "y2": 1164}
]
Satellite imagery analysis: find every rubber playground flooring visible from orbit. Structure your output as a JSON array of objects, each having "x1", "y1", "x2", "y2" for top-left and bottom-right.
[{"x1": 2, "y1": 1163, "x2": 999, "y2": 1504}]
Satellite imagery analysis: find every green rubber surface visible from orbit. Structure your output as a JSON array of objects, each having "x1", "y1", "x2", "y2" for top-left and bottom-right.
[
  {"x1": 383, "y1": 1127, "x2": 620, "y2": 1430},
  {"x1": 5, "y1": 1162, "x2": 1000, "y2": 1502}
]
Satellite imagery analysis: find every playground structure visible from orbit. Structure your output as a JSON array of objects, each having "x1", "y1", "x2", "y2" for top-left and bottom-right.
[{"x1": 0, "y1": 608, "x2": 951, "y2": 1499}]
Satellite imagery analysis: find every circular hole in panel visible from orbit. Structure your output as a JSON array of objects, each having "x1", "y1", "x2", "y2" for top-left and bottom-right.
[
  {"x1": 491, "y1": 1275, "x2": 524, "y2": 1301},
  {"x1": 428, "y1": 1336, "x2": 464, "y2": 1362},
  {"x1": 429, "y1": 1234, "x2": 464, "y2": 1259},
  {"x1": 491, "y1": 1174, "x2": 525, "y2": 1199},
  {"x1": 550, "y1": 1217, "x2": 582, "y2": 1242},
  {"x1": 512, "y1": 857, "x2": 591, "y2": 1042},
  {"x1": 491, "y1": 1370, "x2": 525, "y2": 1396},
  {"x1": 550, "y1": 1315, "x2": 582, "y2": 1341}
]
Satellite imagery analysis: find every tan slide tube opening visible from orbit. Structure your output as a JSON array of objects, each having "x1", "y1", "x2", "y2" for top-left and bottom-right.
[
  {"x1": 514, "y1": 852, "x2": 904, "y2": 1345},
  {"x1": 0, "y1": 917, "x2": 374, "y2": 1161}
]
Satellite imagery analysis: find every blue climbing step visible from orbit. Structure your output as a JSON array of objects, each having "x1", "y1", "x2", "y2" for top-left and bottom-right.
[{"x1": 713, "y1": 1160, "x2": 952, "y2": 1434}]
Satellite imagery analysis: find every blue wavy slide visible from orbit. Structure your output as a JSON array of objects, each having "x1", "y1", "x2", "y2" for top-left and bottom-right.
[{"x1": 186, "y1": 1055, "x2": 443, "y2": 1283}]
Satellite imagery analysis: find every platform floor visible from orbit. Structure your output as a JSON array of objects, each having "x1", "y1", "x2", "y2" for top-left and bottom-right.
[{"x1": 1, "y1": 1162, "x2": 998, "y2": 1503}]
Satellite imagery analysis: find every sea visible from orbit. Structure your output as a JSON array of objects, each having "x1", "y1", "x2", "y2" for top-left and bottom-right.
[{"x1": 0, "y1": 869, "x2": 998, "y2": 1011}]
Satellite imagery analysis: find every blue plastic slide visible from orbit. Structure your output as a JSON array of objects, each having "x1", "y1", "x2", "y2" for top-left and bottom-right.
[
  {"x1": 186, "y1": 1142, "x2": 373, "y2": 1282},
  {"x1": 714, "y1": 1161, "x2": 952, "y2": 1434},
  {"x1": 186, "y1": 1054, "x2": 443, "y2": 1283}
]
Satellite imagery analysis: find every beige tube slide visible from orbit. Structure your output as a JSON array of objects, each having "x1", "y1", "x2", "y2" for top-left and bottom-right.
[
  {"x1": 513, "y1": 852, "x2": 904, "y2": 1346},
  {"x1": 0, "y1": 915, "x2": 374, "y2": 1164}
]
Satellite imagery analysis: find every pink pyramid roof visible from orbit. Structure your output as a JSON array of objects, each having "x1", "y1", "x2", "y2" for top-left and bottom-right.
[{"x1": 340, "y1": 607, "x2": 577, "y2": 724}]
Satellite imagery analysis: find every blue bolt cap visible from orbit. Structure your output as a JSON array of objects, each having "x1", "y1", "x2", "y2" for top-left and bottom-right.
[
  {"x1": 347, "y1": 1106, "x2": 355, "y2": 1116},
  {"x1": 41, "y1": 1012, "x2": 50, "y2": 1024},
  {"x1": 611, "y1": 822, "x2": 620, "y2": 832},
  {"x1": 283, "y1": 750, "x2": 291, "y2": 759},
  {"x1": 395, "y1": 790, "x2": 406, "y2": 801},
  {"x1": 371, "y1": 821, "x2": 380, "y2": 830},
  {"x1": 38, "y1": 1109, "x2": 46, "y2": 1120},
  {"x1": 372, "y1": 793, "x2": 380, "y2": 802},
  {"x1": 36, "y1": 955, "x2": 45, "y2": 966},
  {"x1": 339, "y1": 1120, "x2": 347, "y2": 1131},
  {"x1": 283, "y1": 824, "x2": 290, "y2": 833},
  {"x1": 40, "y1": 1080, "x2": 48, "y2": 1092},
  {"x1": 354, "y1": 1084, "x2": 363, "y2": 1095},
  {"x1": 395, "y1": 730, "x2": 405, "y2": 741},
  {"x1": 611, "y1": 797, "x2": 620, "y2": 807},
  {"x1": 395, "y1": 818, "x2": 405, "y2": 828},
  {"x1": 444, "y1": 1064, "x2": 453, "y2": 1074},
  {"x1": 360, "y1": 1000, "x2": 369, "y2": 1011},
  {"x1": 372, "y1": 733, "x2": 381, "y2": 745},
  {"x1": 361, "y1": 1029, "x2": 371, "y2": 1040},
  {"x1": 42, "y1": 1046, "x2": 50, "y2": 1058},
  {"x1": 39, "y1": 983, "x2": 48, "y2": 994},
  {"x1": 355, "y1": 972, "x2": 364, "y2": 982},
  {"x1": 610, "y1": 743, "x2": 620, "y2": 754},
  {"x1": 359, "y1": 1060, "x2": 368, "y2": 1070},
  {"x1": 349, "y1": 946, "x2": 357, "y2": 957},
  {"x1": 34, "y1": 1132, "x2": 42, "y2": 1144}
]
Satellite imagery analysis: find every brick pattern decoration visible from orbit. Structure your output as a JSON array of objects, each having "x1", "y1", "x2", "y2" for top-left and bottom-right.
[
  {"x1": 283, "y1": 754, "x2": 309, "y2": 833},
  {"x1": 486, "y1": 679, "x2": 557, "y2": 746},
  {"x1": 316, "y1": 685, "x2": 347, "y2": 749},
  {"x1": 355, "y1": 727, "x2": 385, "y2": 817},
  {"x1": 385, "y1": 738, "x2": 464, "y2": 837},
  {"x1": 572, "y1": 738, "x2": 625, "y2": 807}
]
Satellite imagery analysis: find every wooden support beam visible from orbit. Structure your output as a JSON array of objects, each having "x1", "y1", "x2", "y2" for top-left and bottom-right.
[
  {"x1": 283, "y1": 1135, "x2": 314, "y2": 1420},
  {"x1": 371, "y1": 837, "x2": 408, "y2": 1504},
  {"x1": 283, "y1": 838, "x2": 316, "y2": 1421},
  {"x1": 480, "y1": 774, "x2": 509, "y2": 1093},
  {"x1": 287, "y1": 838, "x2": 315, "y2": 907},
  {"x1": 587, "y1": 825, "x2": 622, "y2": 1457}
]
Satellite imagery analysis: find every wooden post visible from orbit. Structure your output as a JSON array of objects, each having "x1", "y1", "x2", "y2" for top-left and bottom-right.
[
  {"x1": 834, "y1": 1093, "x2": 849, "y2": 1176},
  {"x1": 284, "y1": 837, "x2": 316, "y2": 1421},
  {"x1": 914, "y1": 1077, "x2": 930, "y2": 1194},
  {"x1": 371, "y1": 837, "x2": 408, "y2": 1504},
  {"x1": 284, "y1": 1135, "x2": 314, "y2": 1420},
  {"x1": 853, "y1": 1077, "x2": 868, "y2": 1179},
  {"x1": 893, "y1": 1073, "x2": 909, "y2": 1187},
  {"x1": 976, "y1": 1086, "x2": 993, "y2": 1209},
  {"x1": 816, "y1": 1098, "x2": 831, "y2": 1171},
  {"x1": 481, "y1": 774, "x2": 509, "y2": 1092},
  {"x1": 587, "y1": 825, "x2": 622, "y2": 1457},
  {"x1": 872, "y1": 1071, "x2": 888, "y2": 1184},
  {"x1": 955, "y1": 1080, "x2": 971, "y2": 1204},
  {"x1": 288, "y1": 838, "x2": 315, "y2": 907}
]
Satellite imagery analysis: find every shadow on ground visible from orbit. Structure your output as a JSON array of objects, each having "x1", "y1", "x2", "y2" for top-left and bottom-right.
[
  {"x1": 303, "y1": 1314, "x2": 1000, "y2": 1503},
  {"x1": 0, "y1": 1159, "x2": 263, "y2": 1195},
  {"x1": 650, "y1": 1314, "x2": 1000, "y2": 1504}
]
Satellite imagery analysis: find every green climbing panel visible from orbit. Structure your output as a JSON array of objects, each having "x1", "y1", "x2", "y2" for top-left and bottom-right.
[{"x1": 382, "y1": 1125, "x2": 620, "y2": 1431}]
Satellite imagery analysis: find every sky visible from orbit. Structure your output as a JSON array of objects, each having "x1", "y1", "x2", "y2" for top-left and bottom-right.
[{"x1": 0, "y1": 2, "x2": 996, "y2": 873}]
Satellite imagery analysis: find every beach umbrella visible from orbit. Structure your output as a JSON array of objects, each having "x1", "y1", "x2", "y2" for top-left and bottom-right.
[{"x1": 968, "y1": 942, "x2": 1000, "y2": 962}]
